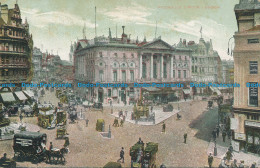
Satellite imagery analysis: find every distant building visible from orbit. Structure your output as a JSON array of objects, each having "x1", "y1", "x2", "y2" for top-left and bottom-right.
[
  {"x1": 232, "y1": 0, "x2": 260, "y2": 153},
  {"x1": 69, "y1": 41, "x2": 77, "y2": 64},
  {"x1": 0, "y1": 2, "x2": 33, "y2": 84},
  {"x1": 222, "y1": 60, "x2": 234, "y2": 84},
  {"x1": 187, "y1": 38, "x2": 222, "y2": 83},
  {"x1": 187, "y1": 38, "x2": 222, "y2": 95},
  {"x1": 32, "y1": 47, "x2": 42, "y2": 80},
  {"x1": 74, "y1": 26, "x2": 192, "y2": 104}
]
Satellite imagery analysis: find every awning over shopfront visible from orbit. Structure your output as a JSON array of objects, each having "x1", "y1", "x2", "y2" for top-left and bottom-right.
[
  {"x1": 1, "y1": 92, "x2": 16, "y2": 102},
  {"x1": 143, "y1": 87, "x2": 161, "y2": 92},
  {"x1": 23, "y1": 90, "x2": 34, "y2": 98},
  {"x1": 183, "y1": 89, "x2": 190, "y2": 94},
  {"x1": 15, "y1": 91, "x2": 28, "y2": 101},
  {"x1": 209, "y1": 86, "x2": 221, "y2": 96}
]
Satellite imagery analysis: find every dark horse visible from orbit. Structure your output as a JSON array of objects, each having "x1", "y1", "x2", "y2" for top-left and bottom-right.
[{"x1": 45, "y1": 147, "x2": 67, "y2": 165}]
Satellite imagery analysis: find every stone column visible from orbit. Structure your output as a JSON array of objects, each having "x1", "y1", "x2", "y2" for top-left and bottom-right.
[
  {"x1": 160, "y1": 54, "x2": 163, "y2": 79},
  {"x1": 170, "y1": 55, "x2": 173, "y2": 78},
  {"x1": 150, "y1": 54, "x2": 153, "y2": 79},
  {"x1": 139, "y1": 54, "x2": 142, "y2": 79}
]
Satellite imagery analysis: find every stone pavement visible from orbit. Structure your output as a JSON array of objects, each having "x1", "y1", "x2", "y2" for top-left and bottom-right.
[
  {"x1": 207, "y1": 136, "x2": 260, "y2": 167},
  {"x1": 110, "y1": 106, "x2": 179, "y2": 125}
]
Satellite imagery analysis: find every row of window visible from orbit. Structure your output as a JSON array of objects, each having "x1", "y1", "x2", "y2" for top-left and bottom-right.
[
  {"x1": 98, "y1": 52, "x2": 188, "y2": 60},
  {"x1": 0, "y1": 43, "x2": 27, "y2": 52},
  {"x1": 1, "y1": 70, "x2": 27, "y2": 76},
  {"x1": 0, "y1": 28, "x2": 26, "y2": 38},
  {"x1": 1, "y1": 56, "x2": 27, "y2": 64},
  {"x1": 192, "y1": 66, "x2": 217, "y2": 73},
  {"x1": 110, "y1": 70, "x2": 134, "y2": 82}
]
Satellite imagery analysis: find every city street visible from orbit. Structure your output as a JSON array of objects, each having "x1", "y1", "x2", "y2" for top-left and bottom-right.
[{"x1": 0, "y1": 90, "x2": 223, "y2": 167}]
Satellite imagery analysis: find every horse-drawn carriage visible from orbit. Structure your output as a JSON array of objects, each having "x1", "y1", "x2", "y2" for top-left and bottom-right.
[
  {"x1": 38, "y1": 108, "x2": 66, "y2": 129},
  {"x1": 13, "y1": 131, "x2": 67, "y2": 164},
  {"x1": 130, "y1": 141, "x2": 158, "y2": 168},
  {"x1": 56, "y1": 126, "x2": 67, "y2": 139},
  {"x1": 13, "y1": 131, "x2": 47, "y2": 164}
]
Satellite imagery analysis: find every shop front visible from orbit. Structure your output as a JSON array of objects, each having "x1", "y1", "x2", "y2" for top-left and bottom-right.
[{"x1": 245, "y1": 120, "x2": 260, "y2": 154}]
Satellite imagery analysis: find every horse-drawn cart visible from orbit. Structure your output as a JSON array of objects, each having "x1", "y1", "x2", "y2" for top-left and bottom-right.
[
  {"x1": 13, "y1": 131, "x2": 48, "y2": 164},
  {"x1": 13, "y1": 131, "x2": 67, "y2": 165},
  {"x1": 56, "y1": 127, "x2": 67, "y2": 139}
]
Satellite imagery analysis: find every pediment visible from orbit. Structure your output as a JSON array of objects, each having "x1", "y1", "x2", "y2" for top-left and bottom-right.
[{"x1": 142, "y1": 39, "x2": 173, "y2": 50}]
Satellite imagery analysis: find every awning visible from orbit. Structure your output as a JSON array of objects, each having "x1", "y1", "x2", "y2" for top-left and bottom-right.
[
  {"x1": 39, "y1": 109, "x2": 55, "y2": 116},
  {"x1": 1, "y1": 92, "x2": 16, "y2": 102},
  {"x1": 209, "y1": 86, "x2": 222, "y2": 96},
  {"x1": 23, "y1": 90, "x2": 34, "y2": 97},
  {"x1": 143, "y1": 87, "x2": 161, "y2": 92},
  {"x1": 183, "y1": 89, "x2": 190, "y2": 94},
  {"x1": 15, "y1": 91, "x2": 27, "y2": 101}
]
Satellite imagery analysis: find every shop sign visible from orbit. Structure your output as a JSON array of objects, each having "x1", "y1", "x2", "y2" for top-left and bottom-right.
[
  {"x1": 234, "y1": 133, "x2": 246, "y2": 141},
  {"x1": 231, "y1": 140, "x2": 240, "y2": 152},
  {"x1": 245, "y1": 120, "x2": 260, "y2": 128},
  {"x1": 231, "y1": 118, "x2": 238, "y2": 130}
]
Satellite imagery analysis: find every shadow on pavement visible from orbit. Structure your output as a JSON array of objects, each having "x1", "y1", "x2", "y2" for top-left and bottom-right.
[{"x1": 189, "y1": 107, "x2": 218, "y2": 142}]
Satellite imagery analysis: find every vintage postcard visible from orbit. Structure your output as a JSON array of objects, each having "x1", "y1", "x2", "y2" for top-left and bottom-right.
[{"x1": 0, "y1": 0, "x2": 259, "y2": 167}]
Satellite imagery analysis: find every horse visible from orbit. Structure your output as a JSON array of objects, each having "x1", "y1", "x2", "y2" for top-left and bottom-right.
[{"x1": 45, "y1": 147, "x2": 66, "y2": 165}]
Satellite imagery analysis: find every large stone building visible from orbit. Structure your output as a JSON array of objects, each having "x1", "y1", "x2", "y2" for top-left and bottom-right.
[
  {"x1": 32, "y1": 47, "x2": 42, "y2": 80},
  {"x1": 232, "y1": 0, "x2": 260, "y2": 152},
  {"x1": 74, "y1": 27, "x2": 192, "y2": 104},
  {"x1": 0, "y1": 2, "x2": 33, "y2": 85},
  {"x1": 187, "y1": 38, "x2": 222, "y2": 84}
]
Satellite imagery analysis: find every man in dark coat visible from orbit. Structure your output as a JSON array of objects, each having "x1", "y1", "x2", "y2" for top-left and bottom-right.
[
  {"x1": 162, "y1": 122, "x2": 166, "y2": 133},
  {"x1": 208, "y1": 153, "x2": 213, "y2": 168},
  {"x1": 184, "y1": 133, "x2": 187, "y2": 143},
  {"x1": 118, "y1": 147, "x2": 124, "y2": 163},
  {"x1": 222, "y1": 130, "x2": 227, "y2": 142},
  {"x1": 49, "y1": 142, "x2": 53, "y2": 151},
  {"x1": 212, "y1": 129, "x2": 216, "y2": 141},
  {"x1": 216, "y1": 125, "x2": 220, "y2": 137}
]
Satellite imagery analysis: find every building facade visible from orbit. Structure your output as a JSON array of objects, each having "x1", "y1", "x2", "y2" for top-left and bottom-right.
[
  {"x1": 222, "y1": 60, "x2": 234, "y2": 84},
  {"x1": 232, "y1": 0, "x2": 260, "y2": 152},
  {"x1": 74, "y1": 27, "x2": 192, "y2": 104},
  {"x1": 0, "y1": 2, "x2": 33, "y2": 85},
  {"x1": 32, "y1": 47, "x2": 42, "y2": 80},
  {"x1": 187, "y1": 38, "x2": 222, "y2": 83}
]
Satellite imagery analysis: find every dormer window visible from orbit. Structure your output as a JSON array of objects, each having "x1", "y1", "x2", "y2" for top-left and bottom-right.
[{"x1": 123, "y1": 53, "x2": 126, "y2": 58}]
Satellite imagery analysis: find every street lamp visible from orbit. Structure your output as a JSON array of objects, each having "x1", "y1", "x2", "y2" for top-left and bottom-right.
[
  {"x1": 227, "y1": 37, "x2": 234, "y2": 55},
  {"x1": 214, "y1": 139, "x2": 217, "y2": 156}
]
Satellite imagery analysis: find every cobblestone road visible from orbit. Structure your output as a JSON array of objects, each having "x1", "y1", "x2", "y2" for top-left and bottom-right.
[{"x1": 0, "y1": 89, "x2": 223, "y2": 167}]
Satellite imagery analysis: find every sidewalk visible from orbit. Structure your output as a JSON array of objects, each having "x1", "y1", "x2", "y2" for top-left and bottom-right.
[
  {"x1": 207, "y1": 135, "x2": 260, "y2": 167},
  {"x1": 110, "y1": 106, "x2": 179, "y2": 125}
]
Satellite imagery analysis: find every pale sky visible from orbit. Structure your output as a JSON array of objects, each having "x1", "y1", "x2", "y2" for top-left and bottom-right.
[{"x1": 1, "y1": 0, "x2": 239, "y2": 61}]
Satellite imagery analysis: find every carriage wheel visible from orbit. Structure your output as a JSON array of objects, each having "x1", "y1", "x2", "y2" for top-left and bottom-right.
[
  {"x1": 32, "y1": 155, "x2": 39, "y2": 164},
  {"x1": 18, "y1": 151, "x2": 25, "y2": 161}
]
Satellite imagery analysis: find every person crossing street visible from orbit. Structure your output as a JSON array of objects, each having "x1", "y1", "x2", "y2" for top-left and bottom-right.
[
  {"x1": 184, "y1": 133, "x2": 187, "y2": 144},
  {"x1": 208, "y1": 153, "x2": 213, "y2": 168}
]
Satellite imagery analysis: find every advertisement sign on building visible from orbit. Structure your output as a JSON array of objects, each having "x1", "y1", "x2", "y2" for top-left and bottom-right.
[
  {"x1": 231, "y1": 140, "x2": 240, "y2": 152},
  {"x1": 234, "y1": 133, "x2": 246, "y2": 141},
  {"x1": 231, "y1": 118, "x2": 238, "y2": 130}
]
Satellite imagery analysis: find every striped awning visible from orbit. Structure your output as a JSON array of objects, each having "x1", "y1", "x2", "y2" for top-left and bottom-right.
[
  {"x1": 15, "y1": 91, "x2": 28, "y2": 101},
  {"x1": 1, "y1": 92, "x2": 16, "y2": 102},
  {"x1": 23, "y1": 90, "x2": 34, "y2": 97}
]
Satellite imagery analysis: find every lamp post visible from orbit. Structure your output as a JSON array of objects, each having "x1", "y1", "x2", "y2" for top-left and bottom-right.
[
  {"x1": 227, "y1": 37, "x2": 234, "y2": 55},
  {"x1": 214, "y1": 139, "x2": 217, "y2": 156}
]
